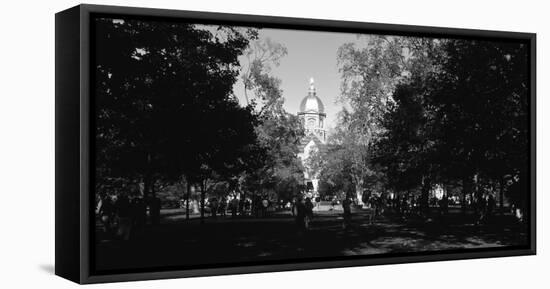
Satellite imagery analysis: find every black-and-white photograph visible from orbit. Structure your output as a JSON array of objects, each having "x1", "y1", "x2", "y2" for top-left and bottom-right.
[{"x1": 92, "y1": 15, "x2": 531, "y2": 273}]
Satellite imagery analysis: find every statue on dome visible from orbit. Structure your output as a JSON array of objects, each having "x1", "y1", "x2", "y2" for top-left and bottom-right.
[{"x1": 309, "y1": 77, "x2": 315, "y2": 92}]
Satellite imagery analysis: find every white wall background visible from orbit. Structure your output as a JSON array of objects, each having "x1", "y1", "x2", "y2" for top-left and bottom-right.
[{"x1": 0, "y1": 0, "x2": 547, "y2": 287}]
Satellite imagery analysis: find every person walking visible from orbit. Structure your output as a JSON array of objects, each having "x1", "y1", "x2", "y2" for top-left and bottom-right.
[
  {"x1": 304, "y1": 197, "x2": 314, "y2": 230},
  {"x1": 244, "y1": 198, "x2": 251, "y2": 216},
  {"x1": 231, "y1": 197, "x2": 239, "y2": 218},
  {"x1": 342, "y1": 196, "x2": 352, "y2": 230},
  {"x1": 115, "y1": 194, "x2": 132, "y2": 241},
  {"x1": 131, "y1": 196, "x2": 146, "y2": 235},
  {"x1": 291, "y1": 197, "x2": 297, "y2": 216},
  {"x1": 295, "y1": 196, "x2": 307, "y2": 231},
  {"x1": 262, "y1": 197, "x2": 269, "y2": 218},
  {"x1": 149, "y1": 195, "x2": 161, "y2": 225},
  {"x1": 330, "y1": 196, "x2": 337, "y2": 211},
  {"x1": 97, "y1": 194, "x2": 115, "y2": 237},
  {"x1": 210, "y1": 198, "x2": 219, "y2": 219},
  {"x1": 476, "y1": 193, "x2": 487, "y2": 225},
  {"x1": 486, "y1": 194, "x2": 496, "y2": 222},
  {"x1": 220, "y1": 197, "x2": 227, "y2": 217}
]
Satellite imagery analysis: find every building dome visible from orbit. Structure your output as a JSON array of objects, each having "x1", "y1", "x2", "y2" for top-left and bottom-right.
[
  {"x1": 299, "y1": 78, "x2": 325, "y2": 113},
  {"x1": 300, "y1": 94, "x2": 325, "y2": 113}
]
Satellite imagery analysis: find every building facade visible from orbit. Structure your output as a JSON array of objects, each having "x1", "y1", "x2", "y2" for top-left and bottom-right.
[{"x1": 297, "y1": 78, "x2": 327, "y2": 198}]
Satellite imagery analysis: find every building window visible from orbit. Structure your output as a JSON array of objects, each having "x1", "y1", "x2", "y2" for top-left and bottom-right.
[{"x1": 307, "y1": 118, "x2": 315, "y2": 128}]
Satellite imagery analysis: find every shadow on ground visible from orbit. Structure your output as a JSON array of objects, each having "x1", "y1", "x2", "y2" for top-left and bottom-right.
[
  {"x1": 95, "y1": 210, "x2": 527, "y2": 272},
  {"x1": 38, "y1": 264, "x2": 55, "y2": 275}
]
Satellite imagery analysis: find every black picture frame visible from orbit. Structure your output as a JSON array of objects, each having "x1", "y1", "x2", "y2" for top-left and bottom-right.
[{"x1": 55, "y1": 4, "x2": 536, "y2": 284}]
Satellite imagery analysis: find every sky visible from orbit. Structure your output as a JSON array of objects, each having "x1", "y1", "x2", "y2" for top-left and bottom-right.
[{"x1": 232, "y1": 27, "x2": 362, "y2": 130}]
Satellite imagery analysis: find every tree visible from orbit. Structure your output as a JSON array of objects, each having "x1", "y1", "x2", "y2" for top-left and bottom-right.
[
  {"x1": 241, "y1": 37, "x2": 288, "y2": 107},
  {"x1": 309, "y1": 142, "x2": 355, "y2": 200},
  {"x1": 239, "y1": 38, "x2": 305, "y2": 204},
  {"x1": 423, "y1": 39, "x2": 529, "y2": 213},
  {"x1": 373, "y1": 38, "x2": 529, "y2": 218},
  {"x1": 372, "y1": 79, "x2": 438, "y2": 214},
  {"x1": 94, "y1": 18, "x2": 259, "y2": 222},
  {"x1": 335, "y1": 36, "x2": 442, "y2": 204}
]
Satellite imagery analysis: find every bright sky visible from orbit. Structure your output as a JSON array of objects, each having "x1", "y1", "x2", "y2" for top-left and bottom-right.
[{"x1": 232, "y1": 27, "x2": 361, "y2": 131}]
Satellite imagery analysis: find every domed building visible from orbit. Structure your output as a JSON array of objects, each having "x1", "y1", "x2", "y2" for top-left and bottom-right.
[
  {"x1": 297, "y1": 78, "x2": 327, "y2": 197},
  {"x1": 299, "y1": 78, "x2": 327, "y2": 142}
]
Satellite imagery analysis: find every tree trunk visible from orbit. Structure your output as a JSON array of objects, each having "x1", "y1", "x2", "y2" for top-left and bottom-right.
[
  {"x1": 420, "y1": 176, "x2": 431, "y2": 216},
  {"x1": 200, "y1": 179, "x2": 206, "y2": 224},
  {"x1": 461, "y1": 177, "x2": 468, "y2": 214},
  {"x1": 244, "y1": 85, "x2": 250, "y2": 106},
  {"x1": 143, "y1": 173, "x2": 155, "y2": 224},
  {"x1": 356, "y1": 190, "x2": 363, "y2": 206},
  {"x1": 354, "y1": 179, "x2": 364, "y2": 206},
  {"x1": 186, "y1": 181, "x2": 191, "y2": 220},
  {"x1": 144, "y1": 175, "x2": 160, "y2": 225},
  {"x1": 143, "y1": 152, "x2": 153, "y2": 198},
  {"x1": 240, "y1": 191, "x2": 246, "y2": 216},
  {"x1": 499, "y1": 177, "x2": 505, "y2": 215},
  {"x1": 473, "y1": 173, "x2": 480, "y2": 216},
  {"x1": 143, "y1": 174, "x2": 152, "y2": 199},
  {"x1": 150, "y1": 180, "x2": 156, "y2": 198}
]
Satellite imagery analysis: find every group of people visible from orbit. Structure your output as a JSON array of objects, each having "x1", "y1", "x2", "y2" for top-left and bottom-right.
[
  {"x1": 385, "y1": 191, "x2": 499, "y2": 224},
  {"x1": 387, "y1": 194, "x2": 422, "y2": 217},
  {"x1": 206, "y1": 196, "x2": 251, "y2": 218},
  {"x1": 474, "y1": 193, "x2": 497, "y2": 224},
  {"x1": 292, "y1": 195, "x2": 355, "y2": 231},
  {"x1": 96, "y1": 187, "x2": 506, "y2": 242},
  {"x1": 204, "y1": 193, "x2": 358, "y2": 231},
  {"x1": 293, "y1": 196, "x2": 315, "y2": 230},
  {"x1": 202, "y1": 195, "x2": 279, "y2": 218},
  {"x1": 364, "y1": 194, "x2": 385, "y2": 220},
  {"x1": 96, "y1": 193, "x2": 160, "y2": 240}
]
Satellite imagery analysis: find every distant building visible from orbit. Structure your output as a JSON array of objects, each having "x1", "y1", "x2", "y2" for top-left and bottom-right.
[{"x1": 297, "y1": 78, "x2": 327, "y2": 198}]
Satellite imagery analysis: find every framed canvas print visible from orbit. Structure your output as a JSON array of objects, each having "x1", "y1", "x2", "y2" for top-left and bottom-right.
[{"x1": 55, "y1": 4, "x2": 536, "y2": 284}]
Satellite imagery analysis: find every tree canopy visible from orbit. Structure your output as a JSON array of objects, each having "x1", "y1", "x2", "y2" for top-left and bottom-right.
[
  {"x1": 372, "y1": 38, "x2": 529, "y2": 212},
  {"x1": 94, "y1": 18, "x2": 258, "y2": 200}
]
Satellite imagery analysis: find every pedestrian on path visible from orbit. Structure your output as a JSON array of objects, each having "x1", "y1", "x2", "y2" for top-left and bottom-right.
[
  {"x1": 342, "y1": 196, "x2": 352, "y2": 230},
  {"x1": 295, "y1": 196, "x2": 307, "y2": 231},
  {"x1": 305, "y1": 197, "x2": 314, "y2": 229}
]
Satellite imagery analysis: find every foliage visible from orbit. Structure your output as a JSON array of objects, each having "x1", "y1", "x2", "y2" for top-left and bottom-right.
[
  {"x1": 239, "y1": 38, "x2": 305, "y2": 201},
  {"x1": 94, "y1": 18, "x2": 258, "y2": 202},
  {"x1": 320, "y1": 36, "x2": 442, "y2": 203},
  {"x1": 373, "y1": 38, "x2": 529, "y2": 211}
]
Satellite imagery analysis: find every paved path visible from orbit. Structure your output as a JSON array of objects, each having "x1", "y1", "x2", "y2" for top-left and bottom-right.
[{"x1": 94, "y1": 210, "x2": 527, "y2": 272}]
